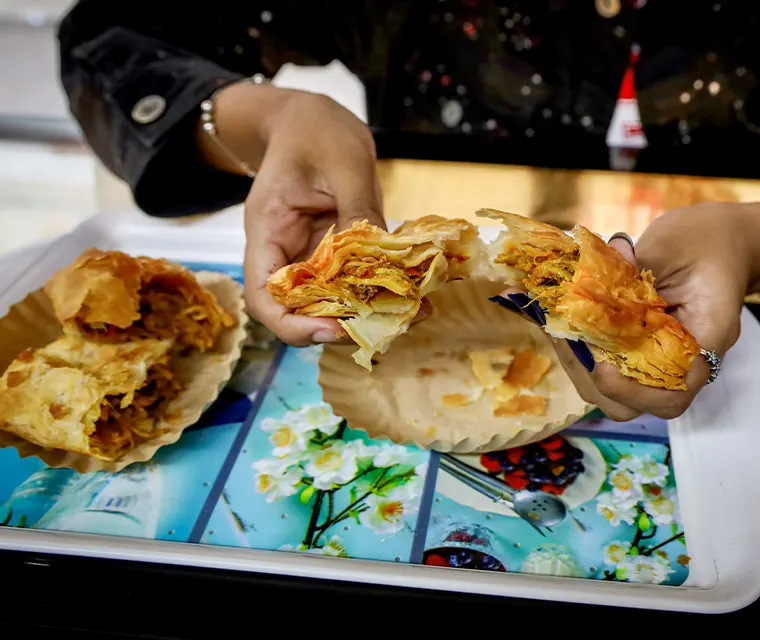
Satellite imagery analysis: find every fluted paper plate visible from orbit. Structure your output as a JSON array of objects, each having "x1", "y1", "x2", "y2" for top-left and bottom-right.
[
  {"x1": 0, "y1": 271, "x2": 248, "y2": 472},
  {"x1": 319, "y1": 279, "x2": 593, "y2": 453}
]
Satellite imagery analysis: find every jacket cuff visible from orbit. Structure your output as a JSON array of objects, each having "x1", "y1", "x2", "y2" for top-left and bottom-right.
[{"x1": 73, "y1": 27, "x2": 255, "y2": 216}]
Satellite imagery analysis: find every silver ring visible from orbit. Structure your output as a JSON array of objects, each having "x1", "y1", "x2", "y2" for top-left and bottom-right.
[
  {"x1": 608, "y1": 231, "x2": 636, "y2": 253},
  {"x1": 700, "y1": 348, "x2": 721, "y2": 385}
]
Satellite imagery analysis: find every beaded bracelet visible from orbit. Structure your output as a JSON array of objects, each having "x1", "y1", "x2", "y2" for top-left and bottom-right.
[{"x1": 199, "y1": 73, "x2": 270, "y2": 179}]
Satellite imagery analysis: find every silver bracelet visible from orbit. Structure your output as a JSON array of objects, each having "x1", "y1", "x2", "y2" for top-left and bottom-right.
[{"x1": 199, "y1": 73, "x2": 270, "y2": 179}]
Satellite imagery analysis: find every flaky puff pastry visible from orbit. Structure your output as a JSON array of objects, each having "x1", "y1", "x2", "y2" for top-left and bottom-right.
[
  {"x1": 268, "y1": 215, "x2": 487, "y2": 369},
  {"x1": 45, "y1": 249, "x2": 236, "y2": 352},
  {"x1": 44, "y1": 248, "x2": 142, "y2": 330},
  {"x1": 478, "y1": 208, "x2": 700, "y2": 390},
  {"x1": 0, "y1": 336, "x2": 173, "y2": 460},
  {"x1": 135, "y1": 256, "x2": 236, "y2": 351}
]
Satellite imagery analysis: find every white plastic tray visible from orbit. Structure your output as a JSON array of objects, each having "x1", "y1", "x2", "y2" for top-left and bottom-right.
[{"x1": 1, "y1": 209, "x2": 759, "y2": 614}]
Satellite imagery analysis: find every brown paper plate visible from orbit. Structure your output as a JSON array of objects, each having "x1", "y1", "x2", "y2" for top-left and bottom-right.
[
  {"x1": 319, "y1": 279, "x2": 593, "y2": 453},
  {"x1": 0, "y1": 271, "x2": 248, "y2": 472}
]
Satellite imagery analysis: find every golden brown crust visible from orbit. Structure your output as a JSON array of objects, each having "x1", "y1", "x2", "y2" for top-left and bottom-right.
[
  {"x1": 2, "y1": 250, "x2": 242, "y2": 461},
  {"x1": 0, "y1": 269, "x2": 245, "y2": 470},
  {"x1": 45, "y1": 249, "x2": 236, "y2": 352},
  {"x1": 45, "y1": 248, "x2": 142, "y2": 330},
  {"x1": 267, "y1": 216, "x2": 483, "y2": 312},
  {"x1": 267, "y1": 215, "x2": 485, "y2": 369},
  {"x1": 477, "y1": 208, "x2": 700, "y2": 390},
  {"x1": 0, "y1": 336, "x2": 173, "y2": 458}
]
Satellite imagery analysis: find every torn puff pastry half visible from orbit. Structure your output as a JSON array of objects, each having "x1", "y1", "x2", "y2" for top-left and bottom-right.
[
  {"x1": 45, "y1": 249, "x2": 236, "y2": 352},
  {"x1": 478, "y1": 208, "x2": 700, "y2": 391},
  {"x1": 267, "y1": 215, "x2": 486, "y2": 370},
  {"x1": 0, "y1": 336, "x2": 180, "y2": 461}
]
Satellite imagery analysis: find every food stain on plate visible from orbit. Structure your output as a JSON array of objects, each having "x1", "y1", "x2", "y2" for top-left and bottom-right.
[
  {"x1": 462, "y1": 345, "x2": 552, "y2": 418},
  {"x1": 441, "y1": 393, "x2": 476, "y2": 408}
]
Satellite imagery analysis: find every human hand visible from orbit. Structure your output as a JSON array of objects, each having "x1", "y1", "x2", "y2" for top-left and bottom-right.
[
  {"x1": 493, "y1": 203, "x2": 757, "y2": 420},
  {"x1": 240, "y1": 90, "x2": 393, "y2": 346}
]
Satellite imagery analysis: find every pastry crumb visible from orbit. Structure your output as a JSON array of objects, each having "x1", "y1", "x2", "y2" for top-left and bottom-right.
[
  {"x1": 465, "y1": 345, "x2": 551, "y2": 417},
  {"x1": 441, "y1": 393, "x2": 474, "y2": 407},
  {"x1": 494, "y1": 394, "x2": 547, "y2": 417},
  {"x1": 505, "y1": 347, "x2": 552, "y2": 388},
  {"x1": 494, "y1": 381, "x2": 518, "y2": 404},
  {"x1": 468, "y1": 348, "x2": 514, "y2": 390}
]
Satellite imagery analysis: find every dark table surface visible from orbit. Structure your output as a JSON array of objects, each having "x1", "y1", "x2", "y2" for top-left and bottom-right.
[{"x1": 1, "y1": 548, "x2": 758, "y2": 638}]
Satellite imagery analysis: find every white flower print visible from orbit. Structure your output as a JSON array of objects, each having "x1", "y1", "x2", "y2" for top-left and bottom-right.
[
  {"x1": 252, "y1": 458, "x2": 304, "y2": 503},
  {"x1": 372, "y1": 444, "x2": 411, "y2": 468},
  {"x1": 628, "y1": 454, "x2": 670, "y2": 487},
  {"x1": 260, "y1": 416, "x2": 313, "y2": 459},
  {"x1": 596, "y1": 491, "x2": 638, "y2": 527},
  {"x1": 622, "y1": 554, "x2": 673, "y2": 585},
  {"x1": 607, "y1": 468, "x2": 640, "y2": 500},
  {"x1": 603, "y1": 540, "x2": 632, "y2": 566},
  {"x1": 305, "y1": 441, "x2": 358, "y2": 490},
  {"x1": 359, "y1": 488, "x2": 418, "y2": 535},
  {"x1": 290, "y1": 403, "x2": 342, "y2": 437},
  {"x1": 403, "y1": 463, "x2": 429, "y2": 501},
  {"x1": 345, "y1": 439, "x2": 380, "y2": 460},
  {"x1": 280, "y1": 535, "x2": 348, "y2": 557},
  {"x1": 311, "y1": 535, "x2": 348, "y2": 557},
  {"x1": 642, "y1": 487, "x2": 679, "y2": 525}
]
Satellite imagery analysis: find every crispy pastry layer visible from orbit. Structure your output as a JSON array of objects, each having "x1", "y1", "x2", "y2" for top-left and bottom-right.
[
  {"x1": 478, "y1": 208, "x2": 699, "y2": 390},
  {"x1": 267, "y1": 215, "x2": 486, "y2": 369}
]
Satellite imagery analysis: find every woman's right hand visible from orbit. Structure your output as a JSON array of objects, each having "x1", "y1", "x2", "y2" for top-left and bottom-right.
[
  {"x1": 495, "y1": 202, "x2": 760, "y2": 421},
  {"x1": 200, "y1": 83, "x2": 391, "y2": 346}
]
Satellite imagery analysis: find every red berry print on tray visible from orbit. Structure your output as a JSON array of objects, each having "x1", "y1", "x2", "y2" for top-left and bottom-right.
[{"x1": 479, "y1": 435, "x2": 585, "y2": 496}]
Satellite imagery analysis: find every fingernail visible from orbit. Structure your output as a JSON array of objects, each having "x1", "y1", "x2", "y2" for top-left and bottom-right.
[
  {"x1": 506, "y1": 293, "x2": 546, "y2": 326},
  {"x1": 568, "y1": 340, "x2": 595, "y2": 372},
  {"x1": 312, "y1": 330, "x2": 341, "y2": 343},
  {"x1": 488, "y1": 295, "x2": 522, "y2": 313}
]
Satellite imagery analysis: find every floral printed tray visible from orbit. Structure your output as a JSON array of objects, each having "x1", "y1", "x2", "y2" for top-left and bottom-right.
[{"x1": 0, "y1": 262, "x2": 690, "y2": 588}]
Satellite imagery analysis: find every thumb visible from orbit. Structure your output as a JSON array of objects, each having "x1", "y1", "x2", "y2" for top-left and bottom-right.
[{"x1": 327, "y1": 161, "x2": 386, "y2": 232}]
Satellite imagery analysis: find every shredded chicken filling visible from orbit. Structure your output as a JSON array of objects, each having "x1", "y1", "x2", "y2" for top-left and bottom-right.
[
  {"x1": 77, "y1": 284, "x2": 222, "y2": 351},
  {"x1": 495, "y1": 245, "x2": 580, "y2": 310},
  {"x1": 90, "y1": 360, "x2": 181, "y2": 458},
  {"x1": 331, "y1": 255, "x2": 438, "y2": 304}
]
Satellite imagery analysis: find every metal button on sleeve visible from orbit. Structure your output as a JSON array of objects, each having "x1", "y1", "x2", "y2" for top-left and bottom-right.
[{"x1": 131, "y1": 95, "x2": 167, "y2": 124}]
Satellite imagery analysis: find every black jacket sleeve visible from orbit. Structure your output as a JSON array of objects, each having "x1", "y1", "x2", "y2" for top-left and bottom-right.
[{"x1": 58, "y1": 1, "x2": 371, "y2": 217}]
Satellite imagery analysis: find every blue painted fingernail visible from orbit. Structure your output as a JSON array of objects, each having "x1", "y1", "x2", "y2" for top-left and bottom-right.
[
  {"x1": 507, "y1": 293, "x2": 546, "y2": 326},
  {"x1": 568, "y1": 340, "x2": 595, "y2": 372},
  {"x1": 488, "y1": 295, "x2": 522, "y2": 313}
]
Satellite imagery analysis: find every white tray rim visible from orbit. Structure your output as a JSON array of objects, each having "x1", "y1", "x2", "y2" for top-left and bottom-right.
[{"x1": 0, "y1": 209, "x2": 758, "y2": 614}]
